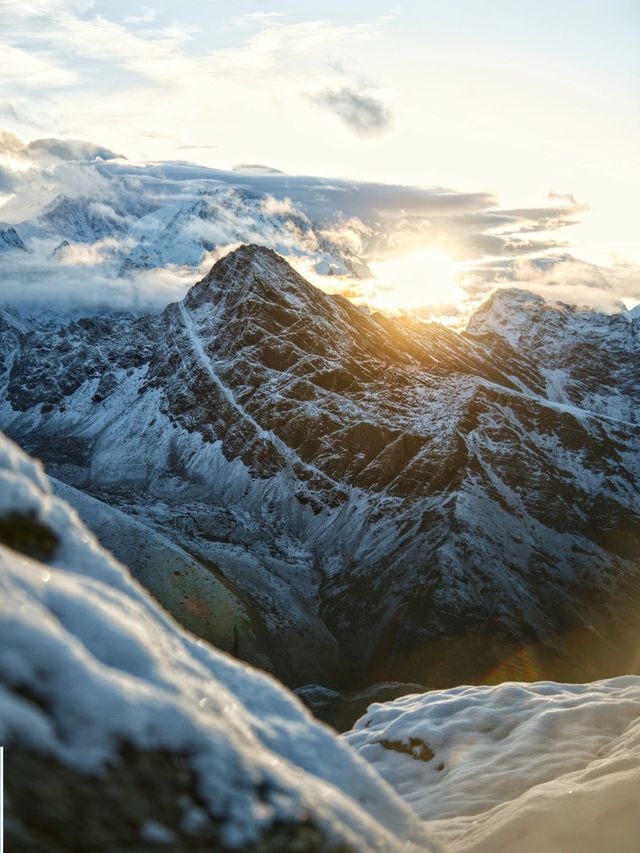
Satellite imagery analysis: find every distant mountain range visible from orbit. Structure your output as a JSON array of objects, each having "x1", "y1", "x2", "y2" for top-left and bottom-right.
[
  {"x1": 4, "y1": 187, "x2": 369, "y2": 280},
  {"x1": 1, "y1": 245, "x2": 638, "y2": 723}
]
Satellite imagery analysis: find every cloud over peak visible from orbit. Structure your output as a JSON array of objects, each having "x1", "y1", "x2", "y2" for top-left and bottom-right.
[
  {"x1": 0, "y1": 130, "x2": 633, "y2": 322},
  {"x1": 0, "y1": 128, "x2": 123, "y2": 163}
]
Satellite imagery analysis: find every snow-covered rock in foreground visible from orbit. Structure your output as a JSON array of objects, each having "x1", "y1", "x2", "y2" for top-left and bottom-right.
[
  {"x1": 346, "y1": 679, "x2": 640, "y2": 851},
  {"x1": 0, "y1": 432, "x2": 432, "y2": 852}
]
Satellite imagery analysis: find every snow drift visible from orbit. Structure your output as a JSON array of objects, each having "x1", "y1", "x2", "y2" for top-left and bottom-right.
[{"x1": 346, "y1": 680, "x2": 640, "y2": 851}]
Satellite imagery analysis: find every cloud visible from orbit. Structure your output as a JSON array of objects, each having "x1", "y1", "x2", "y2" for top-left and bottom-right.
[
  {"x1": 461, "y1": 254, "x2": 640, "y2": 319},
  {"x1": 25, "y1": 138, "x2": 123, "y2": 162},
  {"x1": 0, "y1": 128, "x2": 24, "y2": 155},
  {"x1": 232, "y1": 164, "x2": 285, "y2": 175},
  {"x1": 0, "y1": 132, "x2": 622, "y2": 321},
  {"x1": 0, "y1": 128, "x2": 122, "y2": 163},
  {"x1": 0, "y1": 165, "x2": 16, "y2": 195},
  {"x1": 0, "y1": 236, "x2": 194, "y2": 313},
  {"x1": 308, "y1": 86, "x2": 392, "y2": 137},
  {"x1": 0, "y1": 3, "x2": 394, "y2": 166},
  {"x1": 0, "y1": 43, "x2": 76, "y2": 88},
  {"x1": 511, "y1": 256, "x2": 640, "y2": 306},
  {"x1": 122, "y1": 7, "x2": 157, "y2": 26},
  {"x1": 548, "y1": 191, "x2": 579, "y2": 206}
]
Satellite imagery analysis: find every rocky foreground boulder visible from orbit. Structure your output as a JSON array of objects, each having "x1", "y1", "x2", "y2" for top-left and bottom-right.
[{"x1": 0, "y1": 431, "x2": 430, "y2": 852}]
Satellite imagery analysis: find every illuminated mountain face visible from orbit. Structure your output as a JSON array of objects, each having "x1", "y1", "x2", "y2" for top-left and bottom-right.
[{"x1": 1, "y1": 246, "x2": 639, "y2": 704}]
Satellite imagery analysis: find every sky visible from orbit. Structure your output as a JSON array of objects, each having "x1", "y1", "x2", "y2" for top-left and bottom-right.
[{"x1": 0, "y1": 0, "x2": 639, "y2": 315}]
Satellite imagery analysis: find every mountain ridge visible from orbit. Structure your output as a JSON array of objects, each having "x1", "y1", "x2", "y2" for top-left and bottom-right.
[{"x1": 1, "y1": 245, "x2": 638, "y2": 711}]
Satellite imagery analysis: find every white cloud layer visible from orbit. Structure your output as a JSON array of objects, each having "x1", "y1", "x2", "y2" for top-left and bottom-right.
[{"x1": 0, "y1": 131, "x2": 637, "y2": 320}]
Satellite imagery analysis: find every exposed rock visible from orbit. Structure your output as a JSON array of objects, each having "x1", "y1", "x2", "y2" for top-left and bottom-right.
[
  {"x1": 378, "y1": 737, "x2": 434, "y2": 763},
  {"x1": 0, "y1": 225, "x2": 27, "y2": 253},
  {"x1": 1, "y1": 246, "x2": 638, "y2": 696}
]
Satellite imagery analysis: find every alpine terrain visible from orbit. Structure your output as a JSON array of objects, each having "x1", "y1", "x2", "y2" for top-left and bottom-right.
[
  {"x1": 3, "y1": 427, "x2": 639, "y2": 852},
  {"x1": 1, "y1": 245, "x2": 638, "y2": 724}
]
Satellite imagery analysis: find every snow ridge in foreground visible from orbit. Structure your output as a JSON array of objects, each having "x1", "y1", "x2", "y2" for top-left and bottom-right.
[
  {"x1": 346, "y1": 680, "x2": 640, "y2": 851},
  {"x1": 0, "y1": 431, "x2": 431, "y2": 851}
]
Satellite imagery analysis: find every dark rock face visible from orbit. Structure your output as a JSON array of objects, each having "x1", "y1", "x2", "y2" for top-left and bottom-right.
[
  {"x1": 378, "y1": 737, "x2": 434, "y2": 763},
  {"x1": 296, "y1": 682, "x2": 428, "y2": 732},
  {"x1": 6, "y1": 746, "x2": 349, "y2": 853},
  {"x1": 0, "y1": 510, "x2": 59, "y2": 562},
  {"x1": 1, "y1": 245, "x2": 639, "y2": 694}
]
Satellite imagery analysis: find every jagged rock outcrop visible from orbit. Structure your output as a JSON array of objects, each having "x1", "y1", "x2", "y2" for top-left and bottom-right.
[
  {"x1": 1, "y1": 246, "x2": 638, "y2": 704},
  {"x1": 0, "y1": 224, "x2": 26, "y2": 252}
]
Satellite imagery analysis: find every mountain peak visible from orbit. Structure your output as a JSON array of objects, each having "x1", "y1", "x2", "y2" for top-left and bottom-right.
[
  {"x1": 187, "y1": 244, "x2": 324, "y2": 312},
  {"x1": 465, "y1": 286, "x2": 630, "y2": 348},
  {"x1": 207, "y1": 243, "x2": 295, "y2": 276},
  {"x1": 472, "y1": 287, "x2": 546, "y2": 319},
  {"x1": 0, "y1": 224, "x2": 27, "y2": 253},
  {"x1": 465, "y1": 288, "x2": 548, "y2": 346}
]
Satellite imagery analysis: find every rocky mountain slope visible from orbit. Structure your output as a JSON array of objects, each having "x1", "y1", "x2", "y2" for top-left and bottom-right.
[
  {"x1": 0, "y1": 225, "x2": 26, "y2": 253},
  {"x1": 1, "y1": 246, "x2": 638, "y2": 707},
  {"x1": 2, "y1": 409, "x2": 640, "y2": 853}
]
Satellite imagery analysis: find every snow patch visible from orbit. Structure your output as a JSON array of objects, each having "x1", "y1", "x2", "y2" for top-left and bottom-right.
[{"x1": 346, "y1": 679, "x2": 640, "y2": 850}]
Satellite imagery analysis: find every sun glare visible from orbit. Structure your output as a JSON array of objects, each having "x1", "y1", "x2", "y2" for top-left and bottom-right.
[{"x1": 367, "y1": 248, "x2": 463, "y2": 312}]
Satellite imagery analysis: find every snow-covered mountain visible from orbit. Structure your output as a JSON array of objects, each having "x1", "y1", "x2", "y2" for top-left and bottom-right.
[
  {"x1": 1, "y1": 165, "x2": 374, "y2": 295},
  {"x1": 1, "y1": 246, "x2": 638, "y2": 718},
  {"x1": 0, "y1": 224, "x2": 26, "y2": 253}
]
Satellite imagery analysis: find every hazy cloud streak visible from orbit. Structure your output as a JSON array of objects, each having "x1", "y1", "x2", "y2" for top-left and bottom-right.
[{"x1": 309, "y1": 86, "x2": 393, "y2": 136}]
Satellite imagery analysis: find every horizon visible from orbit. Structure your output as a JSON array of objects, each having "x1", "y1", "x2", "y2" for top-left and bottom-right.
[{"x1": 1, "y1": 0, "x2": 639, "y2": 319}]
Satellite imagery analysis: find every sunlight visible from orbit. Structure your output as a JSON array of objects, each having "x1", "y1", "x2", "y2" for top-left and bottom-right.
[{"x1": 367, "y1": 247, "x2": 464, "y2": 312}]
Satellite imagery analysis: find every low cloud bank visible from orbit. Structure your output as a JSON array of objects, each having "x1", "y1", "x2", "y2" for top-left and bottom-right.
[
  {"x1": 462, "y1": 255, "x2": 640, "y2": 320},
  {"x1": 0, "y1": 129, "x2": 637, "y2": 320}
]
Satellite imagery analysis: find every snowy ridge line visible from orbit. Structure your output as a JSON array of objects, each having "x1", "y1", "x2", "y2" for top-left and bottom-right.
[
  {"x1": 480, "y1": 378, "x2": 640, "y2": 429},
  {"x1": 178, "y1": 301, "x2": 281, "y2": 443}
]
